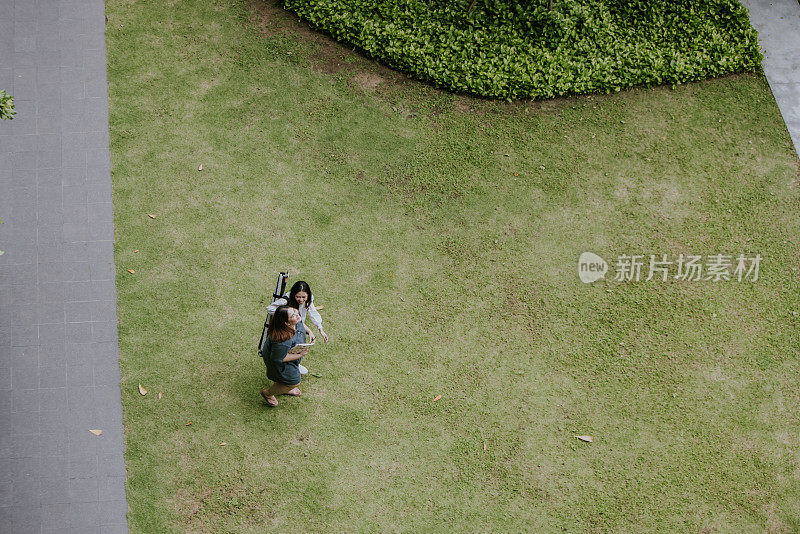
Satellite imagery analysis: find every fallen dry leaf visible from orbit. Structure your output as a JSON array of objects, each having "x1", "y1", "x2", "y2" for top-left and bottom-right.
[
  {"x1": 127, "y1": 269, "x2": 135, "y2": 274},
  {"x1": 89, "y1": 429, "x2": 103, "y2": 436},
  {"x1": 134, "y1": 250, "x2": 139, "y2": 253},
  {"x1": 483, "y1": 441, "x2": 487, "y2": 451},
  {"x1": 433, "y1": 395, "x2": 442, "y2": 402},
  {"x1": 315, "y1": 304, "x2": 323, "y2": 310},
  {"x1": 138, "y1": 384, "x2": 147, "y2": 395},
  {"x1": 220, "y1": 442, "x2": 227, "y2": 446},
  {"x1": 147, "y1": 214, "x2": 156, "y2": 219},
  {"x1": 198, "y1": 164, "x2": 203, "y2": 171},
  {"x1": 157, "y1": 392, "x2": 162, "y2": 400},
  {"x1": 185, "y1": 422, "x2": 192, "y2": 426},
  {"x1": 575, "y1": 435, "x2": 594, "y2": 443}
]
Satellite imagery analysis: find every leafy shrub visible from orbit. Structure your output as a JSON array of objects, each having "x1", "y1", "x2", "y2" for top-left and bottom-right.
[
  {"x1": 0, "y1": 90, "x2": 14, "y2": 120},
  {"x1": 281, "y1": 0, "x2": 763, "y2": 99}
]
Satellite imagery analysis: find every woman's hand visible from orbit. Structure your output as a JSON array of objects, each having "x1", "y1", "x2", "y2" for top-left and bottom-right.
[
  {"x1": 319, "y1": 328, "x2": 328, "y2": 343},
  {"x1": 309, "y1": 331, "x2": 316, "y2": 343}
]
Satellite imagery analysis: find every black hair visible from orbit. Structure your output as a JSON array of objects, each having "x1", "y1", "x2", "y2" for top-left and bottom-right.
[{"x1": 287, "y1": 280, "x2": 312, "y2": 310}]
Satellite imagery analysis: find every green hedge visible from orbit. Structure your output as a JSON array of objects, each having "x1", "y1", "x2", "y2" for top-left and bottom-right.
[{"x1": 281, "y1": 0, "x2": 763, "y2": 99}]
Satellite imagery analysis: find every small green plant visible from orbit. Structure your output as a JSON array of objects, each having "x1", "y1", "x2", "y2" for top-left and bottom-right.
[{"x1": 0, "y1": 90, "x2": 15, "y2": 120}]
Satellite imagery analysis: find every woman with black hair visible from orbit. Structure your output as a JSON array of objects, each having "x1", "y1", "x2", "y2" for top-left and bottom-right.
[
  {"x1": 267, "y1": 280, "x2": 327, "y2": 375},
  {"x1": 260, "y1": 305, "x2": 307, "y2": 407}
]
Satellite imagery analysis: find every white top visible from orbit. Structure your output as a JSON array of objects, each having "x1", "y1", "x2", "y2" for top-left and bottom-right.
[{"x1": 267, "y1": 295, "x2": 323, "y2": 330}]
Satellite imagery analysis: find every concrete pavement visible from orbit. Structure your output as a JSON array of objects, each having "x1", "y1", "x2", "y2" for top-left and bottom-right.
[
  {"x1": 0, "y1": 0, "x2": 129, "y2": 532},
  {"x1": 743, "y1": 0, "x2": 800, "y2": 158}
]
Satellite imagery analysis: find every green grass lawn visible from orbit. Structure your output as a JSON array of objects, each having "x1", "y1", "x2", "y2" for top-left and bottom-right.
[{"x1": 106, "y1": 0, "x2": 800, "y2": 531}]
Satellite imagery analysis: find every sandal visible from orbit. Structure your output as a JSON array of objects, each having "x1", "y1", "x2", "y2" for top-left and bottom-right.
[{"x1": 261, "y1": 389, "x2": 278, "y2": 407}]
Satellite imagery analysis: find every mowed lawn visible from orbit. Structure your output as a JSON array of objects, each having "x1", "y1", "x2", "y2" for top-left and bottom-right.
[{"x1": 106, "y1": 0, "x2": 800, "y2": 531}]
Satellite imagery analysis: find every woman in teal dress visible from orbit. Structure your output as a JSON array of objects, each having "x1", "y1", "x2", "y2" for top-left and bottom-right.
[{"x1": 260, "y1": 305, "x2": 308, "y2": 407}]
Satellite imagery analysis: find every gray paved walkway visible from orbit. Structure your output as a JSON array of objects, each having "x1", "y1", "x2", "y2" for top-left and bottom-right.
[
  {"x1": 0, "y1": 0, "x2": 129, "y2": 532},
  {"x1": 743, "y1": 0, "x2": 800, "y2": 158}
]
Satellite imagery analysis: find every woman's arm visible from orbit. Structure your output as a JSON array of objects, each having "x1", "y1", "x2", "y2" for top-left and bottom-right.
[
  {"x1": 307, "y1": 299, "x2": 327, "y2": 342},
  {"x1": 282, "y1": 350, "x2": 306, "y2": 362},
  {"x1": 307, "y1": 299, "x2": 323, "y2": 330},
  {"x1": 267, "y1": 339, "x2": 298, "y2": 364},
  {"x1": 268, "y1": 335, "x2": 308, "y2": 363},
  {"x1": 266, "y1": 296, "x2": 288, "y2": 314},
  {"x1": 304, "y1": 323, "x2": 315, "y2": 342}
]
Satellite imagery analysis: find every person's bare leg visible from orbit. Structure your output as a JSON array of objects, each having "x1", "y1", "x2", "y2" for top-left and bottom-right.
[
  {"x1": 266, "y1": 383, "x2": 291, "y2": 395},
  {"x1": 273, "y1": 383, "x2": 300, "y2": 396},
  {"x1": 262, "y1": 383, "x2": 300, "y2": 405},
  {"x1": 271, "y1": 383, "x2": 298, "y2": 395}
]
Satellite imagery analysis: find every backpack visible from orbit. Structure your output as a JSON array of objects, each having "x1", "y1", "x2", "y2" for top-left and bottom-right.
[{"x1": 258, "y1": 272, "x2": 289, "y2": 357}]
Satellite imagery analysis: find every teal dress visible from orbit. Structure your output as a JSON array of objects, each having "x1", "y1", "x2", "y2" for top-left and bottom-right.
[{"x1": 263, "y1": 327, "x2": 305, "y2": 385}]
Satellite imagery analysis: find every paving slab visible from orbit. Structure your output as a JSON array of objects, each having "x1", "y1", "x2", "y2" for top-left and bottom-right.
[{"x1": 0, "y1": 0, "x2": 129, "y2": 531}]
